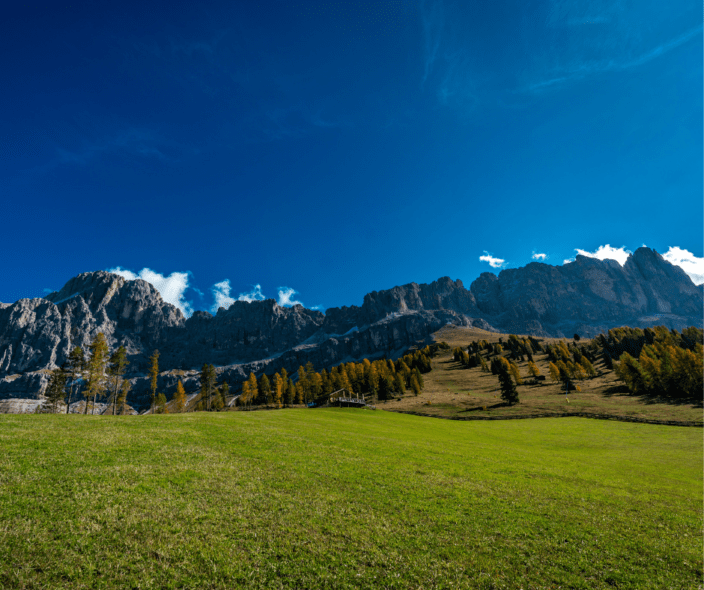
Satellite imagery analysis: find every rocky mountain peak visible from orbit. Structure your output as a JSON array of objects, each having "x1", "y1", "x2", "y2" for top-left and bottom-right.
[{"x1": 44, "y1": 271, "x2": 126, "y2": 307}]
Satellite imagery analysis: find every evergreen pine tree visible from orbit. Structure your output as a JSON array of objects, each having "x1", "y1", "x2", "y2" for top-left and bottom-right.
[
  {"x1": 498, "y1": 364, "x2": 519, "y2": 405},
  {"x1": 258, "y1": 374, "x2": 271, "y2": 406},
  {"x1": 45, "y1": 364, "x2": 68, "y2": 413}
]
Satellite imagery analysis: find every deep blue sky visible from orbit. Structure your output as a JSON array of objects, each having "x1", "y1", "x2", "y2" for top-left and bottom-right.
[{"x1": 2, "y1": 0, "x2": 702, "y2": 314}]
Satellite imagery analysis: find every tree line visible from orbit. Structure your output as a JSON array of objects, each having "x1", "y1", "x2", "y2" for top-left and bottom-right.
[
  {"x1": 44, "y1": 332, "x2": 132, "y2": 414},
  {"x1": 236, "y1": 346, "x2": 435, "y2": 409},
  {"x1": 610, "y1": 326, "x2": 703, "y2": 400}
]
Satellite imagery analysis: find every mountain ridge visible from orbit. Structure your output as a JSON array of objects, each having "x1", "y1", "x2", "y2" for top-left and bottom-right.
[{"x1": 0, "y1": 247, "x2": 701, "y2": 410}]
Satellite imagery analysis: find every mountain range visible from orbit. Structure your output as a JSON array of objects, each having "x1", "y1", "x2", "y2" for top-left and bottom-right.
[{"x1": 0, "y1": 247, "x2": 701, "y2": 411}]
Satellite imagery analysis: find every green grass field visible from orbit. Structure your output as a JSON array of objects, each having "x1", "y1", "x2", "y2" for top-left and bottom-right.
[{"x1": 0, "y1": 410, "x2": 701, "y2": 589}]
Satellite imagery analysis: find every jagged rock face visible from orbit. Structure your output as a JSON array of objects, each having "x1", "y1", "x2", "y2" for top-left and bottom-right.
[
  {"x1": 172, "y1": 299, "x2": 325, "y2": 368},
  {"x1": 470, "y1": 248, "x2": 703, "y2": 335},
  {"x1": 0, "y1": 271, "x2": 186, "y2": 375},
  {"x1": 0, "y1": 247, "x2": 701, "y2": 409},
  {"x1": 322, "y1": 277, "x2": 479, "y2": 333}
]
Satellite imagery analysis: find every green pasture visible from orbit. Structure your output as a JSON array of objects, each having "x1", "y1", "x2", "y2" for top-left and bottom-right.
[{"x1": 0, "y1": 410, "x2": 701, "y2": 589}]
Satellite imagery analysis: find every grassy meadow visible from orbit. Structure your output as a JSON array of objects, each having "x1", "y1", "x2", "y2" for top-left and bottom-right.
[
  {"x1": 0, "y1": 409, "x2": 701, "y2": 589},
  {"x1": 379, "y1": 326, "x2": 704, "y2": 424}
]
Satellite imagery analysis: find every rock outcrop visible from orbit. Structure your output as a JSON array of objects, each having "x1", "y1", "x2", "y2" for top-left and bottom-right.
[{"x1": 0, "y1": 247, "x2": 701, "y2": 410}]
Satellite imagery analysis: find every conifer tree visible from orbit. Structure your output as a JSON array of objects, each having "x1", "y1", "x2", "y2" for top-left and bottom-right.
[
  {"x1": 410, "y1": 374, "x2": 421, "y2": 396},
  {"x1": 580, "y1": 358, "x2": 596, "y2": 378},
  {"x1": 155, "y1": 393, "x2": 167, "y2": 414},
  {"x1": 149, "y1": 349, "x2": 160, "y2": 414},
  {"x1": 200, "y1": 363, "x2": 217, "y2": 410},
  {"x1": 85, "y1": 332, "x2": 109, "y2": 415},
  {"x1": 117, "y1": 380, "x2": 130, "y2": 415},
  {"x1": 479, "y1": 355, "x2": 489, "y2": 372},
  {"x1": 258, "y1": 374, "x2": 271, "y2": 406},
  {"x1": 108, "y1": 346, "x2": 129, "y2": 415},
  {"x1": 509, "y1": 362, "x2": 523, "y2": 385},
  {"x1": 498, "y1": 364, "x2": 519, "y2": 405},
  {"x1": 45, "y1": 364, "x2": 68, "y2": 413},
  {"x1": 528, "y1": 361, "x2": 540, "y2": 377},
  {"x1": 548, "y1": 362, "x2": 560, "y2": 383},
  {"x1": 394, "y1": 373, "x2": 405, "y2": 395},
  {"x1": 241, "y1": 381, "x2": 251, "y2": 409},
  {"x1": 378, "y1": 375, "x2": 394, "y2": 401},
  {"x1": 212, "y1": 387, "x2": 224, "y2": 410},
  {"x1": 296, "y1": 366, "x2": 308, "y2": 401},
  {"x1": 67, "y1": 346, "x2": 85, "y2": 412},
  {"x1": 412, "y1": 367, "x2": 424, "y2": 388},
  {"x1": 284, "y1": 379, "x2": 294, "y2": 406},
  {"x1": 173, "y1": 380, "x2": 187, "y2": 413},
  {"x1": 273, "y1": 373, "x2": 284, "y2": 408},
  {"x1": 221, "y1": 382, "x2": 230, "y2": 407},
  {"x1": 246, "y1": 372, "x2": 258, "y2": 409}
]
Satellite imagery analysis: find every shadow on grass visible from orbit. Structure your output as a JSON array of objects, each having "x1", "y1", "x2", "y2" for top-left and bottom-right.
[
  {"x1": 602, "y1": 384, "x2": 703, "y2": 408},
  {"x1": 459, "y1": 402, "x2": 508, "y2": 413}
]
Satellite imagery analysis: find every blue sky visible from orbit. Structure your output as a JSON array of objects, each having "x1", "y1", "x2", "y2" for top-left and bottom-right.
[{"x1": 2, "y1": 0, "x2": 702, "y2": 315}]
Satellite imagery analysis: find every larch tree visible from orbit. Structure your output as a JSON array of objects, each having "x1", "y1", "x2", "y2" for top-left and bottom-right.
[
  {"x1": 548, "y1": 362, "x2": 560, "y2": 383},
  {"x1": 108, "y1": 346, "x2": 129, "y2": 415},
  {"x1": 155, "y1": 393, "x2": 167, "y2": 414},
  {"x1": 509, "y1": 362, "x2": 523, "y2": 385},
  {"x1": 272, "y1": 373, "x2": 283, "y2": 408},
  {"x1": 200, "y1": 364, "x2": 217, "y2": 410},
  {"x1": 149, "y1": 350, "x2": 160, "y2": 414},
  {"x1": 67, "y1": 346, "x2": 85, "y2": 412},
  {"x1": 173, "y1": 380, "x2": 187, "y2": 413},
  {"x1": 221, "y1": 382, "x2": 230, "y2": 407},
  {"x1": 246, "y1": 372, "x2": 258, "y2": 409},
  {"x1": 410, "y1": 374, "x2": 421, "y2": 396},
  {"x1": 527, "y1": 361, "x2": 541, "y2": 377},
  {"x1": 85, "y1": 332, "x2": 109, "y2": 415},
  {"x1": 117, "y1": 380, "x2": 131, "y2": 415}
]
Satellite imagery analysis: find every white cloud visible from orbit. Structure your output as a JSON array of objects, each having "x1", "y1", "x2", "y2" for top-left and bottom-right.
[
  {"x1": 108, "y1": 267, "x2": 193, "y2": 317},
  {"x1": 211, "y1": 279, "x2": 236, "y2": 313},
  {"x1": 277, "y1": 287, "x2": 302, "y2": 307},
  {"x1": 563, "y1": 258, "x2": 575, "y2": 265},
  {"x1": 532, "y1": 252, "x2": 547, "y2": 260},
  {"x1": 238, "y1": 284, "x2": 266, "y2": 303},
  {"x1": 662, "y1": 247, "x2": 704, "y2": 285},
  {"x1": 479, "y1": 251, "x2": 506, "y2": 268},
  {"x1": 571, "y1": 244, "x2": 632, "y2": 266}
]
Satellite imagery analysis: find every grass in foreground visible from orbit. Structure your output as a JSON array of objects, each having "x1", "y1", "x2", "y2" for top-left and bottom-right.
[{"x1": 0, "y1": 410, "x2": 701, "y2": 589}]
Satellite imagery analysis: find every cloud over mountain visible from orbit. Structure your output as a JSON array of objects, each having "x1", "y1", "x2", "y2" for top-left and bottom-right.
[{"x1": 108, "y1": 267, "x2": 193, "y2": 317}]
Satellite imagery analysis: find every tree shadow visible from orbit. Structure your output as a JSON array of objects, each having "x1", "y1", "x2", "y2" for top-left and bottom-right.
[
  {"x1": 602, "y1": 384, "x2": 702, "y2": 408},
  {"x1": 459, "y1": 402, "x2": 507, "y2": 413}
]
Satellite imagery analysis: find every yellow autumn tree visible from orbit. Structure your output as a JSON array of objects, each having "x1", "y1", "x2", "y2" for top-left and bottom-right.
[
  {"x1": 527, "y1": 361, "x2": 540, "y2": 377},
  {"x1": 173, "y1": 380, "x2": 187, "y2": 413},
  {"x1": 272, "y1": 373, "x2": 283, "y2": 408},
  {"x1": 548, "y1": 362, "x2": 560, "y2": 382}
]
